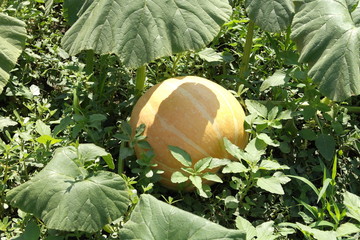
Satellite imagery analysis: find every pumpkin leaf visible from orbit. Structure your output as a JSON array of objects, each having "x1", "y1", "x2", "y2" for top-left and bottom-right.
[
  {"x1": 0, "y1": 13, "x2": 27, "y2": 94},
  {"x1": 119, "y1": 194, "x2": 246, "y2": 240},
  {"x1": 351, "y1": 3, "x2": 360, "y2": 26},
  {"x1": 6, "y1": 145, "x2": 130, "y2": 233},
  {"x1": 245, "y1": 0, "x2": 294, "y2": 33},
  {"x1": 168, "y1": 145, "x2": 192, "y2": 167},
  {"x1": 291, "y1": 0, "x2": 360, "y2": 101},
  {"x1": 63, "y1": 0, "x2": 94, "y2": 25},
  {"x1": 61, "y1": 0, "x2": 232, "y2": 68}
]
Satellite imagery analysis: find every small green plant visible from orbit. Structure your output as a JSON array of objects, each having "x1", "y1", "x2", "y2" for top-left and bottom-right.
[
  {"x1": 116, "y1": 122, "x2": 163, "y2": 193},
  {"x1": 169, "y1": 145, "x2": 229, "y2": 198},
  {"x1": 221, "y1": 137, "x2": 291, "y2": 205}
]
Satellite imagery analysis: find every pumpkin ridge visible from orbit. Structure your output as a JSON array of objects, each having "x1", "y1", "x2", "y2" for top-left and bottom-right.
[
  {"x1": 164, "y1": 80, "x2": 223, "y2": 140},
  {"x1": 146, "y1": 100, "x2": 210, "y2": 157},
  {"x1": 208, "y1": 83, "x2": 241, "y2": 146}
]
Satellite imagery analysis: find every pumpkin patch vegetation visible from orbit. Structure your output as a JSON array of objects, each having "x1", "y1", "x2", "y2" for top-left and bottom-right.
[{"x1": 130, "y1": 76, "x2": 248, "y2": 189}]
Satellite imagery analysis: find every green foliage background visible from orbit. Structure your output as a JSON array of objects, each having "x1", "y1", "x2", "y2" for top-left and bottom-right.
[{"x1": 0, "y1": 0, "x2": 359, "y2": 239}]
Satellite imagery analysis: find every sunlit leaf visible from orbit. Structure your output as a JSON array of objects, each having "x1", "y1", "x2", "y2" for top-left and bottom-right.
[
  {"x1": 119, "y1": 194, "x2": 246, "y2": 239},
  {"x1": 0, "y1": 13, "x2": 27, "y2": 94},
  {"x1": 343, "y1": 191, "x2": 360, "y2": 222},
  {"x1": 168, "y1": 145, "x2": 192, "y2": 167},
  {"x1": 291, "y1": 0, "x2": 360, "y2": 101},
  {"x1": 245, "y1": 0, "x2": 294, "y2": 32},
  {"x1": 6, "y1": 145, "x2": 129, "y2": 233},
  {"x1": 0, "y1": 117, "x2": 17, "y2": 131},
  {"x1": 61, "y1": 0, "x2": 232, "y2": 68},
  {"x1": 257, "y1": 176, "x2": 285, "y2": 195}
]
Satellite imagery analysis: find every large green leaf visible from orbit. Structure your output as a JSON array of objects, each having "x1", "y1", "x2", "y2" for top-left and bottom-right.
[
  {"x1": 119, "y1": 194, "x2": 246, "y2": 240},
  {"x1": 63, "y1": 0, "x2": 94, "y2": 25},
  {"x1": 61, "y1": 0, "x2": 232, "y2": 68},
  {"x1": 291, "y1": 0, "x2": 360, "y2": 101},
  {"x1": 245, "y1": 0, "x2": 294, "y2": 32},
  {"x1": 7, "y1": 144, "x2": 130, "y2": 233},
  {"x1": 0, "y1": 13, "x2": 27, "y2": 94},
  {"x1": 351, "y1": 2, "x2": 360, "y2": 26}
]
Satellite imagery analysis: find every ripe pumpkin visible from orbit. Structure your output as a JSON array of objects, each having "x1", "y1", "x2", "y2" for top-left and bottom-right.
[{"x1": 130, "y1": 76, "x2": 247, "y2": 190}]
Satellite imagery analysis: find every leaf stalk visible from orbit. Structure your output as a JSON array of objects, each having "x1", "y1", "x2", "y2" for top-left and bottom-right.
[
  {"x1": 238, "y1": 20, "x2": 255, "y2": 84},
  {"x1": 135, "y1": 65, "x2": 147, "y2": 96}
]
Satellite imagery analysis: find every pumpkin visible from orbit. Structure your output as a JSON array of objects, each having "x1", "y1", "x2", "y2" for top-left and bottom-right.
[{"x1": 130, "y1": 76, "x2": 247, "y2": 190}]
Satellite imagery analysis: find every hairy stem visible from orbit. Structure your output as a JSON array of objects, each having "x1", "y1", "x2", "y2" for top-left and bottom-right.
[
  {"x1": 85, "y1": 50, "x2": 94, "y2": 75},
  {"x1": 239, "y1": 20, "x2": 255, "y2": 83},
  {"x1": 135, "y1": 65, "x2": 147, "y2": 95}
]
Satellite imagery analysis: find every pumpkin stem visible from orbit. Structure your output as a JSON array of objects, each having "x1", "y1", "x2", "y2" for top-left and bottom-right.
[
  {"x1": 238, "y1": 19, "x2": 255, "y2": 85},
  {"x1": 135, "y1": 65, "x2": 147, "y2": 95}
]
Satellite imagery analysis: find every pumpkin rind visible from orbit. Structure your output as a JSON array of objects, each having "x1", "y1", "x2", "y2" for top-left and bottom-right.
[{"x1": 130, "y1": 76, "x2": 247, "y2": 189}]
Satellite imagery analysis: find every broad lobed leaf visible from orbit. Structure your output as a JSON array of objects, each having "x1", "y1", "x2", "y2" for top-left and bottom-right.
[
  {"x1": 119, "y1": 194, "x2": 246, "y2": 240},
  {"x1": 0, "y1": 13, "x2": 27, "y2": 94},
  {"x1": 291, "y1": 0, "x2": 360, "y2": 101},
  {"x1": 245, "y1": 0, "x2": 294, "y2": 33},
  {"x1": 61, "y1": 0, "x2": 232, "y2": 68},
  {"x1": 6, "y1": 145, "x2": 130, "y2": 233}
]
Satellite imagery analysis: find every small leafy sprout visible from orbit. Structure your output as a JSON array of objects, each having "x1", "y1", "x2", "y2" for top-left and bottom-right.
[
  {"x1": 168, "y1": 145, "x2": 229, "y2": 198},
  {"x1": 222, "y1": 137, "x2": 290, "y2": 200},
  {"x1": 245, "y1": 99, "x2": 292, "y2": 134},
  {"x1": 116, "y1": 122, "x2": 163, "y2": 192}
]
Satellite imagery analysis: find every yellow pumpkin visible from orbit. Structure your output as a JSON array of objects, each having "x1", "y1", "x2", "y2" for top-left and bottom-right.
[{"x1": 130, "y1": 76, "x2": 247, "y2": 189}]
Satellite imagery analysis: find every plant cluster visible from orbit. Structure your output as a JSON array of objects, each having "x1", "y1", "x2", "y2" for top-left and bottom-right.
[{"x1": 0, "y1": 0, "x2": 359, "y2": 239}]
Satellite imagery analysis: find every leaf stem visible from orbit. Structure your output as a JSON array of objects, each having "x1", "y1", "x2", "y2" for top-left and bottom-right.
[
  {"x1": 257, "y1": 100, "x2": 360, "y2": 113},
  {"x1": 97, "y1": 55, "x2": 108, "y2": 99},
  {"x1": 85, "y1": 50, "x2": 95, "y2": 75},
  {"x1": 345, "y1": 106, "x2": 360, "y2": 113},
  {"x1": 238, "y1": 20, "x2": 255, "y2": 84},
  {"x1": 135, "y1": 65, "x2": 147, "y2": 96},
  {"x1": 73, "y1": 85, "x2": 81, "y2": 115}
]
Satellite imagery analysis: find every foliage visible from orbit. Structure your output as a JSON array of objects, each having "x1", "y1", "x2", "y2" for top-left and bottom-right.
[
  {"x1": 119, "y1": 194, "x2": 246, "y2": 240},
  {"x1": 61, "y1": 0, "x2": 233, "y2": 69},
  {"x1": 6, "y1": 144, "x2": 129, "y2": 233},
  {"x1": 169, "y1": 145, "x2": 229, "y2": 197},
  {"x1": 245, "y1": 0, "x2": 294, "y2": 33},
  {"x1": 291, "y1": 0, "x2": 360, "y2": 101},
  {"x1": 0, "y1": 13, "x2": 27, "y2": 93},
  {"x1": 0, "y1": 0, "x2": 359, "y2": 239}
]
